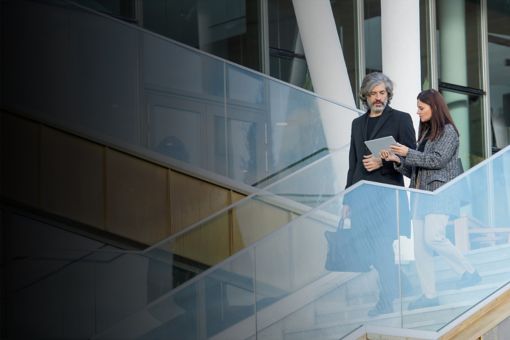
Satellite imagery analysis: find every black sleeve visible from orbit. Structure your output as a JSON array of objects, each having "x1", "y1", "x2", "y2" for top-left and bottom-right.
[
  {"x1": 399, "y1": 113, "x2": 417, "y2": 150},
  {"x1": 345, "y1": 122, "x2": 356, "y2": 189}
]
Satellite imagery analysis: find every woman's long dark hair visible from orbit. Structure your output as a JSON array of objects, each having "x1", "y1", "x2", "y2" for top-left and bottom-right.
[{"x1": 417, "y1": 89, "x2": 459, "y2": 141}]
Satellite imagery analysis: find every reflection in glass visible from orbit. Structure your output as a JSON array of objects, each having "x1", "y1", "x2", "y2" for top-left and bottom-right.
[
  {"x1": 364, "y1": 0, "x2": 382, "y2": 74},
  {"x1": 74, "y1": 0, "x2": 136, "y2": 21},
  {"x1": 331, "y1": 0, "x2": 359, "y2": 103},
  {"x1": 419, "y1": 0, "x2": 433, "y2": 89},
  {"x1": 6, "y1": 147, "x2": 510, "y2": 339},
  {"x1": 436, "y1": 0, "x2": 486, "y2": 167},
  {"x1": 441, "y1": 90, "x2": 485, "y2": 167},
  {"x1": 150, "y1": 106, "x2": 196, "y2": 163},
  {"x1": 487, "y1": 0, "x2": 510, "y2": 152},
  {"x1": 229, "y1": 118, "x2": 257, "y2": 183},
  {"x1": 437, "y1": 0, "x2": 482, "y2": 89},
  {"x1": 268, "y1": 0, "x2": 311, "y2": 90},
  {"x1": 143, "y1": 0, "x2": 261, "y2": 72}
]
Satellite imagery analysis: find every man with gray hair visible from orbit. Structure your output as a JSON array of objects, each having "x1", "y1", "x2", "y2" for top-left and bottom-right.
[{"x1": 343, "y1": 72, "x2": 416, "y2": 317}]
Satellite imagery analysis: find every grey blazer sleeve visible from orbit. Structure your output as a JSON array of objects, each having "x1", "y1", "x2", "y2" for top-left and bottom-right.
[
  {"x1": 394, "y1": 156, "x2": 412, "y2": 178},
  {"x1": 403, "y1": 124, "x2": 458, "y2": 169},
  {"x1": 398, "y1": 124, "x2": 460, "y2": 191}
]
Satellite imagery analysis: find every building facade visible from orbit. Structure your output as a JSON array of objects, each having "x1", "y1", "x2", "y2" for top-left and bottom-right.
[
  {"x1": 81, "y1": 0, "x2": 510, "y2": 169},
  {"x1": 2, "y1": 1, "x2": 510, "y2": 338}
]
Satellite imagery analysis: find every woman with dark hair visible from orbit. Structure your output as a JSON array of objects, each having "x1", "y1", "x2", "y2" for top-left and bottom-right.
[{"x1": 381, "y1": 89, "x2": 480, "y2": 310}]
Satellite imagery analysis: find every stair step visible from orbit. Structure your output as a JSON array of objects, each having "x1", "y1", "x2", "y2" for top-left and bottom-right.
[
  {"x1": 315, "y1": 281, "x2": 502, "y2": 322},
  {"x1": 280, "y1": 280, "x2": 507, "y2": 339},
  {"x1": 278, "y1": 244, "x2": 510, "y2": 340},
  {"x1": 436, "y1": 268, "x2": 510, "y2": 291},
  {"x1": 283, "y1": 302, "x2": 471, "y2": 339}
]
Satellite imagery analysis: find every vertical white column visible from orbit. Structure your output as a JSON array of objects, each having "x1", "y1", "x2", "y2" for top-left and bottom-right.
[
  {"x1": 292, "y1": 0, "x2": 358, "y2": 149},
  {"x1": 439, "y1": 0, "x2": 470, "y2": 167},
  {"x1": 381, "y1": 1, "x2": 421, "y2": 259},
  {"x1": 292, "y1": 0, "x2": 359, "y2": 192},
  {"x1": 381, "y1": 0, "x2": 421, "y2": 134}
]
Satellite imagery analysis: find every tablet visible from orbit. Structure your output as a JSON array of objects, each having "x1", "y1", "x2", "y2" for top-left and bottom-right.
[{"x1": 364, "y1": 135, "x2": 397, "y2": 156}]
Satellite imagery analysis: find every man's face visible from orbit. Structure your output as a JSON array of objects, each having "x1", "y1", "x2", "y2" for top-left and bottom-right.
[{"x1": 367, "y1": 83, "x2": 388, "y2": 114}]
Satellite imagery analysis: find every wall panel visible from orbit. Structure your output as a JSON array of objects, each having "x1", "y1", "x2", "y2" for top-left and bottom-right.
[
  {"x1": 105, "y1": 149, "x2": 170, "y2": 245},
  {"x1": 40, "y1": 126, "x2": 105, "y2": 228},
  {"x1": 0, "y1": 112, "x2": 40, "y2": 207}
]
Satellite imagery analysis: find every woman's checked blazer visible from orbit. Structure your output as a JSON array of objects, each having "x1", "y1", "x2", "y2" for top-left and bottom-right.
[{"x1": 395, "y1": 123, "x2": 464, "y2": 219}]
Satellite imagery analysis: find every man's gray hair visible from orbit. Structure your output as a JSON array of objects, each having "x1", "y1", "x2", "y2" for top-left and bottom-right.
[{"x1": 359, "y1": 72, "x2": 394, "y2": 108}]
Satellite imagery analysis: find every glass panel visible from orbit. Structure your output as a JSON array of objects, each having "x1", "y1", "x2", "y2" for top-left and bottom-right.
[
  {"x1": 142, "y1": 1, "x2": 200, "y2": 48},
  {"x1": 419, "y1": 0, "x2": 433, "y2": 89},
  {"x1": 437, "y1": 0, "x2": 482, "y2": 89},
  {"x1": 255, "y1": 184, "x2": 405, "y2": 338},
  {"x1": 487, "y1": 0, "x2": 510, "y2": 152},
  {"x1": 74, "y1": 0, "x2": 136, "y2": 21},
  {"x1": 225, "y1": 63, "x2": 343, "y2": 186},
  {"x1": 268, "y1": 0, "x2": 312, "y2": 91},
  {"x1": 269, "y1": 54, "x2": 311, "y2": 91},
  {"x1": 402, "y1": 149, "x2": 510, "y2": 330},
  {"x1": 149, "y1": 105, "x2": 199, "y2": 164},
  {"x1": 1, "y1": 0, "x2": 358, "y2": 190},
  {"x1": 331, "y1": 0, "x2": 359, "y2": 103},
  {"x1": 143, "y1": 33, "x2": 226, "y2": 172},
  {"x1": 254, "y1": 150, "x2": 510, "y2": 336},
  {"x1": 228, "y1": 118, "x2": 258, "y2": 183},
  {"x1": 364, "y1": 0, "x2": 382, "y2": 74},
  {"x1": 143, "y1": 34, "x2": 226, "y2": 99},
  {"x1": 1, "y1": 209, "x2": 149, "y2": 339},
  {"x1": 145, "y1": 145, "x2": 351, "y2": 297},
  {"x1": 142, "y1": 250, "x2": 256, "y2": 339},
  {"x1": 266, "y1": 147, "x2": 349, "y2": 207},
  {"x1": 6, "y1": 147, "x2": 510, "y2": 338},
  {"x1": 265, "y1": 80, "x2": 328, "y2": 181},
  {"x1": 224, "y1": 65, "x2": 267, "y2": 182},
  {"x1": 441, "y1": 89, "x2": 485, "y2": 168},
  {"x1": 143, "y1": 0, "x2": 261, "y2": 72},
  {"x1": 99, "y1": 247, "x2": 257, "y2": 340}
]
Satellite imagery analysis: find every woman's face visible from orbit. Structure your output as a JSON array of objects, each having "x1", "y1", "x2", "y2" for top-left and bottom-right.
[{"x1": 417, "y1": 100, "x2": 432, "y2": 122}]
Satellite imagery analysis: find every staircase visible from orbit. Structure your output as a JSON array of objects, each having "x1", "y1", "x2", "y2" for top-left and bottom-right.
[
  {"x1": 3, "y1": 1, "x2": 510, "y2": 340},
  {"x1": 277, "y1": 243, "x2": 510, "y2": 339}
]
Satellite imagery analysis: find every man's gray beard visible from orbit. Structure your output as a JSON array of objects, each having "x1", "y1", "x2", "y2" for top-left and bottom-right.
[{"x1": 370, "y1": 102, "x2": 386, "y2": 113}]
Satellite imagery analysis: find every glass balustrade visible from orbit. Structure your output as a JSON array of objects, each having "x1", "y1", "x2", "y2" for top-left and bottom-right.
[
  {"x1": 1, "y1": 0, "x2": 360, "y2": 188},
  {"x1": 4, "y1": 1, "x2": 510, "y2": 339},
  {"x1": 93, "y1": 146, "x2": 510, "y2": 339},
  {"x1": 5, "y1": 147, "x2": 510, "y2": 339},
  {"x1": 144, "y1": 145, "x2": 349, "y2": 291},
  {"x1": 2, "y1": 144, "x2": 349, "y2": 339}
]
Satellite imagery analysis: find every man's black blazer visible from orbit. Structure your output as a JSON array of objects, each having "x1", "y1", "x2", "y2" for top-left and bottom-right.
[
  {"x1": 346, "y1": 105, "x2": 416, "y2": 188},
  {"x1": 344, "y1": 105, "x2": 416, "y2": 239}
]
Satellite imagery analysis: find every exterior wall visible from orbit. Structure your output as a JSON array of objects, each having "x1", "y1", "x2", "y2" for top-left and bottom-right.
[
  {"x1": 0, "y1": 111, "x2": 228, "y2": 246},
  {"x1": 0, "y1": 110, "x2": 300, "y2": 265}
]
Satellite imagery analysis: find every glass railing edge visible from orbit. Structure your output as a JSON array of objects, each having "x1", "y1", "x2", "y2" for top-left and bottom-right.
[
  {"x1": 435, "y1": 144, "x2": 510, "y2": 194},
  {"x1": 59, "y1": 0, "x2": 363, "y2": 114},
  {"x1": 143, "y1": 145, "x2": 350, "y2": 253},
  {"x1": 94, "y1": 146, "x2": 510, "y2": 339},
  {"x1": 436, "y1": 281, "x2": 510, "y2": 337}
]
